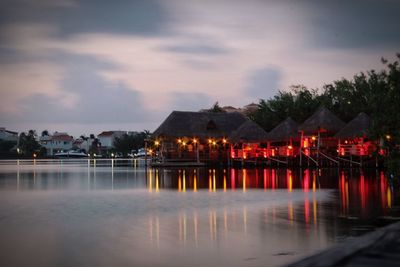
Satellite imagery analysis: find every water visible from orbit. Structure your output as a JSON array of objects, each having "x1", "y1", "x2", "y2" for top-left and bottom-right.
[{"x1": 0, "y1": 159, "x2": 399, "y2": 267}]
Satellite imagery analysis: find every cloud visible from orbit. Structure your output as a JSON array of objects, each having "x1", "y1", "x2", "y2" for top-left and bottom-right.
[
  {"x1": 302, "y1": 0, "x2": 400, "y2": 49},
  {"x1": 161, "y1": 44, "x2": 229, "y2": 55},
  {"x1": 169, "y1": 92, "x2": 212, "y2": 111},
  {"x1": 246, "y1": 67, "x2": 282, "y2": 100},
  {"x1": 1, "y1": 53, "x2": 156, "y2": 125},
  {"x1": 1, "y1": 0, "x2": 399, "y2": 135},
  {"x1": 0, "y1": 0, "x2": 171, "y2": 38}
]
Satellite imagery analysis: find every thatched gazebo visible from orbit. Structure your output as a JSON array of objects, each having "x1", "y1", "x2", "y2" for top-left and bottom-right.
[
  {"x1": 298, "y1": 107, "x2": 345, "y2": 165},
  {"x1": 229, "y1": 120, "x2": 269, "y2": 160},
  {"x1": 153, "y1": 111, "x2": 248, "y2": 139},
  {"x1": 229, "y1": 120, "x2": 269, "y2": 143},
  {"x1": 266, "y1": 117, "x2": 299, "y2": 157},
  {"x1": 334, "y1": 112, "x2": 374, "y2": 156},
  {"x1": 335, "y1": 112, "x2": 371, "y2": 139},
  {"x1": 298, "y1": 107, "x2": 345, "y2": 135},
  {"x1": 267, "y1": 117, "x2": 299, "y2": 142},
  {"x1": 152, "y1": 111, "x2": 249, "y2": 163}
]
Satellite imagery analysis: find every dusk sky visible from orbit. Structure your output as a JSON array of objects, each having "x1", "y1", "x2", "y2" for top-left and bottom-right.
[{"x1": 1, "y1": 0, "x2": 399, "y2": 136}]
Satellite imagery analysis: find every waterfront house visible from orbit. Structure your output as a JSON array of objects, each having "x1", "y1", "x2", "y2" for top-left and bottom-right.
[
  {"x1": 229, "y1": 120, "x2": 269, "y2": 161},
  {"x1": 0, "y1": 127, "x2": 18, "y2": 142},
  {"x1": 40, "y1": 132, "x2": 74, "y2": 156},
  {"x1": 334, "y1": 112, "x2": 375, "y2": 157},
  {"x1": 152, "y1": 111, "x2": 249, "y2": 163},
  {"x1": 298, "y1": 107, "x2": 345, "y2": 165},
  {"x1": 97, "y1": 131, "x2": 125, "y2": 152},
  {"x1": 266, "y1": 117, "x2": 299, "y2": 158}
]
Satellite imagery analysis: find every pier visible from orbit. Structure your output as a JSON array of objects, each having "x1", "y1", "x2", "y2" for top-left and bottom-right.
[{"x1": 285, "y1": 221, "x2": 400, "y2": 267}]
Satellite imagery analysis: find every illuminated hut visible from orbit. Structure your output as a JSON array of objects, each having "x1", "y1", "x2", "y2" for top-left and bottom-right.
[
  {"x1": 298, "y1": 107, "x2": 345, "y2": 165},
  {"x1": 334, "y1": 112, "x2": 374, "y2": 158},
  {"x1": 266, "y1": 117, "x2": 299, "y2": 158},
  {"x1": 229, "y1": 120, "x2": 269, "y2": 161},
  {"x1": 152, "y1": 111, "x2": 248, "y2": 164}
]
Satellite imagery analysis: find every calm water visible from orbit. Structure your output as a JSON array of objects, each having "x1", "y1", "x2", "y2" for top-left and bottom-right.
[{"x1": 0, "y1": 159, "x2": 399, "y2": 267}]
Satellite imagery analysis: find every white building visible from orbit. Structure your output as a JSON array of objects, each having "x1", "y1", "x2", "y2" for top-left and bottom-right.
[
  {"x1": 72, "y1": 137, "x2": 94, "y2": 153},
  {"x1": 40, "y1": 132, "x2": 74, "y2": 156},
  {"x1": 0, "y1": 127, "x2": 18, "y2": 142},
  {"x1": 97, "y1": 131, "x2": 125, "y2": 149}
]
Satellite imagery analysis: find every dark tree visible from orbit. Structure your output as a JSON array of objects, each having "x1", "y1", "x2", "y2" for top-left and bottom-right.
[
  {"x1": 206, "y1": 101, "x2": 226, "y2": 113},
  {"x1": 18, "y1": 130, "x2": 41, "y2": 156}
]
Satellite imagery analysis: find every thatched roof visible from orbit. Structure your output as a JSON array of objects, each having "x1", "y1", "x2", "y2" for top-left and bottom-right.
[
  {"x1": 298, "y1": 107, "x2": 345, "y2": 135},
  {"x1": 267, "y1": 117, "x2": 299, "y2": 142},
  {"x1": 153, "y1": 111, "x2": 248, "y2": 139},
  {"x1": 334, "y1": 112, "x2": 371, "y2": 139},
  {"x1": 229, "y1": 120, "x2": 269, "y2": 143}
]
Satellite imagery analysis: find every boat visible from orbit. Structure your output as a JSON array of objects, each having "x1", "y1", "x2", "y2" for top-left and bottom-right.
[{"x1": 54, "y1": 150, "x2": 88, "y2": 158}]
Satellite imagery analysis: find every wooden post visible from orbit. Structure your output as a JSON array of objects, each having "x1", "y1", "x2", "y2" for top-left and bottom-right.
[
  {"x1": 299, "y1": 131, "x2": 303, "y2": 167},
  {"x1": 241, "y1": 143, "x2": 244, "y2": 167},
  {"x1": 338, "y1": 138, "x2": 341, "y2": 167},
  {"x1": 196, "y1": 142, "x2": 200, "y2": 163},
  {"x1": 144, "y1": 140, "x2": 148, "y2": 167},
  {"x1": 317, "y1": 131, "x2": 320, "y2": 167}
]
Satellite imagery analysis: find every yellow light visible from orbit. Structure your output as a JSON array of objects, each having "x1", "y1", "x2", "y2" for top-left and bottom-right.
[
  {"x1": 193, "y1": 138, "x2": 197, "y2": 144},
  {"x1": 386, "y1": 135, "x2": 391, "y2": 140},
  {"x1": 208, "y1": 139, "x2": 212, "y2": 144},
  {"x1": 288, "y1": 145, "x2": 293, "y2": 150},
  {"x1": 311, "y1": 136, "x2": 316, "y2": 141},
  {"x1": 148, "y1": 149, "x2": 153, "y2": 154},
  {"x1": 33, "y1": 153, "x2": 37, "y2": 158},
  {"x1": 155, "y1": 140, "x2": 160, "y2": 146},
  {"x1": 182, "y1": 142, "x2": 186, "y2": 146},
  {"x1": 222, "y1": 138, "x2": 227, "y2": 144},
  {"x1": 178, "y1": 139, "x2": 182, "y2": 143},
  {"x1": 212, "y1": 141, "x2": 216, "y2": 145}
]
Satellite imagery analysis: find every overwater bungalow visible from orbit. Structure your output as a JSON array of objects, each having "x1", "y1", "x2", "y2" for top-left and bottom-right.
[
  {"x1": 266, "y1": 117, "x2": 299, "y2": 159},
  {"x1": 151, "y1": 111, "x2": 249, "y2": 165},
  {"x1": 228, "y1": 120, "x2": 269, "y2": 162},
  {"x1": 334, "y1": 112, "x2": 377, "y2": 166},
  {"x1": 298, "y1": 107, "x2": 345, "y2": 166}
]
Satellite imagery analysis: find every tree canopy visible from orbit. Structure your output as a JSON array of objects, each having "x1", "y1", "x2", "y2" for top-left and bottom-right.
[{"x1": 249, "y1": 54, "x2": 400, "y2": 144}]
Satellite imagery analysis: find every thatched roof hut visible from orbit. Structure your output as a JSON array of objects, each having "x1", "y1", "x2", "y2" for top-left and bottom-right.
[
  {"x1": 153, "y1": 111, "x2": 248, "y2": 139},
  {"x1": 298, "y1": 107, "x2": 345, "y2": 135},
  {"x1": 229, "y1": 120, "x2": 269, "y2": 143},
  {"x1": 334, "y1": 112, "x2": 371, "y2": 139},
  {"x1": 267, "y1": 117, "x2": 299, "y2": 142}
]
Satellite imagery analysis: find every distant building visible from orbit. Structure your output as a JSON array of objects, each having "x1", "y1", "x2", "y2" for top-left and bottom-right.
[
  {"x1": 72, "y1": 138, "x2": 92, "y2": 153},
  {"x1": 97, "y1": 131, "x2": 125, "y2": 149},
  {"x1": 241, "y1": 103, "x2": 259, "y2": 115},
  {"x1": 200, "y1": 103, "x2": 259, "y2": 115},
  {"x1": 0, "y1": 127, "x2": 18, "y2": 142},
  {"x1": 40, "y1": 132, "x2": 74, "y2": 156}
]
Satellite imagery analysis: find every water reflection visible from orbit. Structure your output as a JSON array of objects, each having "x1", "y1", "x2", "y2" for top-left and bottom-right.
[{"x1": 0, "y1": 160, "x2": 399, "y2": 267}]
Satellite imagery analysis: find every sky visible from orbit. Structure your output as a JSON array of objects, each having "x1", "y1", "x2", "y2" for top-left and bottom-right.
[{"x1": 0, "y1": 0, "x2": 399, "y2": 137}]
